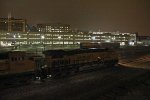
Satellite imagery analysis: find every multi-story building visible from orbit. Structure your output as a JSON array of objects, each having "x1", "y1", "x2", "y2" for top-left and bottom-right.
[
  {"x1": 0, "y1": 30, "x2": 137, "y2": 50},
  {"x1": 37, "y1": 23, "x2": 71, "y2": 33},
  {"x1": 91, "y1": 31, "x2": 137, "y2": 46},
  {"x1": 137, "y1": 36, "x2": 150, "y2": 46},
  {"x1": 0, "y1": 17, "x2": 26, "y2": 32}
]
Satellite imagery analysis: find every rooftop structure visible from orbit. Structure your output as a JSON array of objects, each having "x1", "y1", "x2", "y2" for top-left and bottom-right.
[
  {"x1": 0, "y1": 17, "x2": 26, "y2": 32},
  {"x1": 37, "y1": 23, "x2": 72, "y2": 33}
]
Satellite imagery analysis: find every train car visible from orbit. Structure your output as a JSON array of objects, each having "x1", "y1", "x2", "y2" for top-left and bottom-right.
[{"x1": 42, "y1": 48, "x2": 118, "y2": 77}]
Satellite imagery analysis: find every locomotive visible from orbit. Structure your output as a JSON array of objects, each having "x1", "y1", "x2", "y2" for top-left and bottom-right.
[
  {"x1": 39, "y1": 48, "x2": 118, "y2": 78},
  {"x1": 0, "y1": 48, "x2": 118, "y2": 79}
]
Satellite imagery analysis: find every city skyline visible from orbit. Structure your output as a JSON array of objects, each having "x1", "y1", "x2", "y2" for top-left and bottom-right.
[{"x1": 0, "y1": 0, "x2": 150, "y2": 36}]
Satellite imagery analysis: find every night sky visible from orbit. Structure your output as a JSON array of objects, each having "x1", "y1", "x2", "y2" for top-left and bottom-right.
[{"x1": 0, "y1": 0, "x2": 150, "y2": 35}]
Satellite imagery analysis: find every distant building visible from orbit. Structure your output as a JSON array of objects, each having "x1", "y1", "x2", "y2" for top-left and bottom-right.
[
  {"x1": 0, "y1": 30, "x2": 137, "y2": 49},
  {"x1": 91, "y1": 31, "x2": 137, "y2": 46},
  {"x1": 137, "y1": 36, "x2": 150, "y2": 41},
  {"x1": 137, "y1": 36, "x2": 150, "y2": 46},
  {"x1": 37, "y1": 23, "x2": 72, "y2": 33},
  {"x1": 0, "y1": 17, "x2": 26, "y2": 32}
]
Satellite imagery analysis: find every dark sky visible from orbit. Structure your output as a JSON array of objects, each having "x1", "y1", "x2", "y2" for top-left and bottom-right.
[{"x1": 0, "y1": 0, "x2": 150, "y2": 35}]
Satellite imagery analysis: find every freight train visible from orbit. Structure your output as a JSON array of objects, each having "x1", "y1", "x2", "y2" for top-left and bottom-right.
[
  {"x1": 0, "y1": 48, "x2": 118, "y2": 79},
  {"x1": 40, "y1": 48, "x2": 118, "y2": 78}
]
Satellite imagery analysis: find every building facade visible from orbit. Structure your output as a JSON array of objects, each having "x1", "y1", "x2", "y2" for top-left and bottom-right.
[
  {"x1": 0, "y1": 18, "x2": 26, "y2": 32},
  {"x1": 137, "y1": 36, "x2": 150, "y2": 46},
  {"x1": 0, "y1": 30, "x2": 137, "y2": 50},
  {"x1": 91, "y1": 31, "x2": 137, "y2": 46}
]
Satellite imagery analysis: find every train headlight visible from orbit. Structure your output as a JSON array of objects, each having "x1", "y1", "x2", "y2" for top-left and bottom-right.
[
  {"x1": 41, "y1": 65, "x2": 47, "y2": 68},
  {"x1": 47, "y1": 75, "x2": 52, "y2": 78},
  {"x1": 36, "y1": 77, "x2": 41, "y2": 80},
  {"x1": 98, "y1": 57, "x2": 101, "y2": 59}
]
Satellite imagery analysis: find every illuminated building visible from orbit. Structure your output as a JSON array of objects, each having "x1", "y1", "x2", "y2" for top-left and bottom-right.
[
  {"x1": 0, "y1": 30, "x2": 137, "y2": 49},
  {"x1": 0, "y1": 18, "x2": 26, "y2": 32},
  {"x1": 37, "y1": 23, "x2": 71, "y2": 33},
  {"x1": 91, "y1": 31, "x2": 137, "y2": 46}
]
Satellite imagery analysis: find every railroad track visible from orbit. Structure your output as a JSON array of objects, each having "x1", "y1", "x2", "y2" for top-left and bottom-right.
[
  {"x1": 0, "y1": 63, "x2": 113, "y2": 90},
  {"x1": 53, "y1": 67, "x2": 149, "y2": 100},
  {"x1": 1, "y1": 52, "x2": 150, "y2": 100},
  {"x1": 0, "y1": 74, "x2": 34, "y2": 90},
  {"x1": 1, "y1": 64, "x2": 149, "y2": 100},
  {"x1": 96, "y1": 71, "x2": 150, "y2": 100}
]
